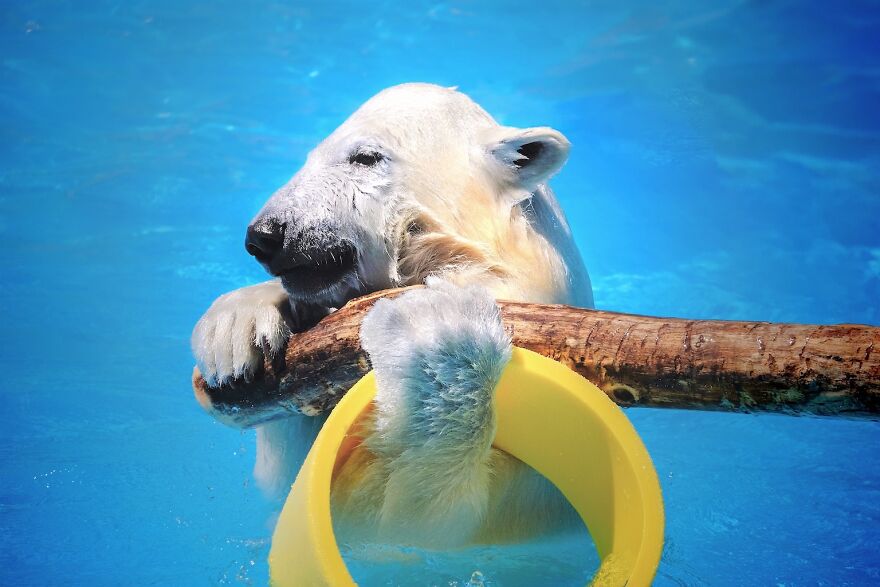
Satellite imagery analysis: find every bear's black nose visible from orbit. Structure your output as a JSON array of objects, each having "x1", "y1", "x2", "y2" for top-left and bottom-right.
[{"x1": 245, "y1": 222, "x2": 284, "y2": 265}]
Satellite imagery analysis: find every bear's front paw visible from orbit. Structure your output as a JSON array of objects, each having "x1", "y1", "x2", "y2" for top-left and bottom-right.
[
  {"x1": 351, "y1": 278, "x2": 513, "y2": 544},
  {"x1": 191, "y1": 281, "x2": 292, "y2": 385},
  {"x1": 360, "y1": 277, "x2": 512, "y2": 452}
]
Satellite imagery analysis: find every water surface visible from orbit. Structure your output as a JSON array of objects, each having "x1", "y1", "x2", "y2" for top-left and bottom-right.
[{"x1": 2, "y1": 1, "x2": 879, "y2": 585}]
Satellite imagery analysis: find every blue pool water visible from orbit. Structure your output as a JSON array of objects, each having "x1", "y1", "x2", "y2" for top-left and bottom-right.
[{"x1": 2, "y1": 1, "x2": 879, "y2": 585}]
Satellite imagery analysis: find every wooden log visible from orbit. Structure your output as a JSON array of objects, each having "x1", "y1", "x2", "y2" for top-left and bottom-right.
[{"x1": 192, "y1": 287, "x2": 880, "y2": 428}]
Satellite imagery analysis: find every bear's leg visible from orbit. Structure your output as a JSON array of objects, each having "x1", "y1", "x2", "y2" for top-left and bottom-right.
[
  {"x1": 192, "y1": 279, "x2": 334, "y2": 495},
  {"x1": 354, "y1": 277, "x2": 512, "y2": 547},
  {"x1": 254, "y1": 415, "x2": 327, "y2": 497}
]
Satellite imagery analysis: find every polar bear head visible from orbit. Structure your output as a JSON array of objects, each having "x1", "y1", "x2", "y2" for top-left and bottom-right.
[{"x1": 245, "y1": 83, "x2": 592, "y2": 309}]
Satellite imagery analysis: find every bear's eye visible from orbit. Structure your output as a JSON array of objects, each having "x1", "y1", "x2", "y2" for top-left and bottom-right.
[{"x1": 349, "y1": 150, "x2": 384, "y2": 167}]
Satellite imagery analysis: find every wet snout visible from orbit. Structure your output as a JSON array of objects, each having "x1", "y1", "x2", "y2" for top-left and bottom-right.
[
  {"x1": 244, "y1": 218, "x2": 286, "y2": 267},
  {"x1": 245, "y1": 216, "x2": 358, "y2": 299}
]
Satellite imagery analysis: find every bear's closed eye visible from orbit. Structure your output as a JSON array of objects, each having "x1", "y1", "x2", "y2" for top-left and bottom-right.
[{"x1": 349, "y1": 150, "x2": 384, "y2": 166}]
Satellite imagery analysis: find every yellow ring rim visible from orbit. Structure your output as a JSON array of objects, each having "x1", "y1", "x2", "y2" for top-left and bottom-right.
[{"x1": 269, "y1": 347, "x2": 665, "y2": 586}]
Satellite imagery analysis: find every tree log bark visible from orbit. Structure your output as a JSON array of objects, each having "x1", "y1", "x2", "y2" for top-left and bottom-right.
[{"x1": 192, "y1": 287, "x2": 880, "y2": 428}]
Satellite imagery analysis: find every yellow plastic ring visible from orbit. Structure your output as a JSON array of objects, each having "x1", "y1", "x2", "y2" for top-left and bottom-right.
[{"x1": 269, "y1": 347, "x2": 665, "y2": 586}]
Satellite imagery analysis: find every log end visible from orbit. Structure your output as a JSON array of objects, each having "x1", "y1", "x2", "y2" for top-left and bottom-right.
[{"x1": 192, "y1": 366, "x2": 213, "y2": 413}]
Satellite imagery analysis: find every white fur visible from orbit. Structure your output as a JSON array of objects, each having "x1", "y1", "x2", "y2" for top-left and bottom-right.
[
  {"x1": 335, "y1": 278, "x2": 512, "y2": 546},
  {"x1": 253, "y1": 415, "x2": 327, "y2": 496},
  {"x1": 191, "y1": 83, "x2": 593, "y2": 545},
  {"x1": 191, "y1": 280, "x2": 290, "y2": 385}
]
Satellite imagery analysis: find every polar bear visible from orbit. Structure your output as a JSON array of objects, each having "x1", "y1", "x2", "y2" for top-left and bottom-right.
[{"x1": 191, "y1": 83, "x2": 593, "y2": 547}]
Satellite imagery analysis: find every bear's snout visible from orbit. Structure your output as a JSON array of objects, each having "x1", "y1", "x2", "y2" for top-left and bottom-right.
[
  {"x1": 245, "y1": 219, "x2": 359, "y2": 300},
  {"x1": 245, "y1": 221, "x2": 284, "y2": 266}
]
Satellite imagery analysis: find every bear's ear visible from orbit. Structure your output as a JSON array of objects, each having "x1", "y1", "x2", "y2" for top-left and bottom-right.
[{"x1": 484, "y1": 126, "x2": 571, "y2": 191}]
